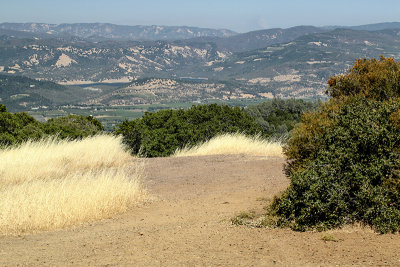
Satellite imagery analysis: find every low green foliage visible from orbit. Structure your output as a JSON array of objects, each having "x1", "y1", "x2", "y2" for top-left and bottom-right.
[
  {"x1": 245, "y1": 98, "x2": 320, "y2": 138},
  {"x1": 271, "y1": 57, "x2": 400, "y2": 233},
  {"x1": 0, "y1": 105, "x2": 44, "y2": 146},
  {"x1": 231, "y1": 211, "x2": 256, "y2": 226},
  {"x1": 44, "y1": 115, "x2": 104, "y2": 140},
  {"x1": 0, "y1": 105, "x2": 104, "y2": 146},
  {"x1": 115, "y1": 104, "x2": 263, "y2": 157}
]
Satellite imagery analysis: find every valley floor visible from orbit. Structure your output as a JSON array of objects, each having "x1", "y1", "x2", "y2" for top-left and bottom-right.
[{"x1": 0, "y1": 155, "x2": 399, "y2": 266}]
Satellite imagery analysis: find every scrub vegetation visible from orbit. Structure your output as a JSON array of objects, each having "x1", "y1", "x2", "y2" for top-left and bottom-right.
[
  {"x1": 0, "y1": 104, "x2": 104, "y2": 146},
  {"x1": 270, "y1": 57, "x2": 400, "y2": 233},
  {"x1": 115, "y1": 104, "x2": 264, "y2": 157}
]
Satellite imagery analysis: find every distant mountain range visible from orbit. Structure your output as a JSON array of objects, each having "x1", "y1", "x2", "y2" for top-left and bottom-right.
[
  {"x1": 2, "y1": 22, "x2": 400, "y2": 42},
  {"x1": 214, "y1": 28, "x2": 400, "y2": 96},
  {"x1": 0, "y1": 23, "x2": 236, "y2": 41},
  {"x1": 323, "y1": 22, "x2": 400, "y2": 32},
  {"x1": 184, "y1": 26, "x2": 329, "y2": 52},
  {"x1": 0, "y1": 22, "x2": 400, "y2": 111}
]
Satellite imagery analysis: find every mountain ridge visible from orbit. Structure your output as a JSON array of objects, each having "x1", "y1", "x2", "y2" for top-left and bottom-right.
[
  {"x1": 184, "y1": 26, "x2": 329, "y2": 52},
  {"x1": 1, "y1": 22, "x2": 400, "y2": 114},
  {"x1": 0, "y1": 23, "x2": 237, "y2": 41}
]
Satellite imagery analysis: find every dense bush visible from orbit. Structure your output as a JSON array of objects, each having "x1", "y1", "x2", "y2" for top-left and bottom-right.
[
  {"x1": 0, "y1": 104, "x2": 45, "y2": 146},
  {"x1": 271, "y1": 57, "x2": 400, "y2": 233},
  {"x1": 0, "y1": 104, "x2": 104, "y2": 146},
  {"x1": 44, "y1": 115, "x2": 104, "y2": 139},
  {"x1": 115, "y1": 104, "x2": 263, "y2": 157},
  {"x1": 245, "y1": 98, "x2": 320, "y2": 138}
]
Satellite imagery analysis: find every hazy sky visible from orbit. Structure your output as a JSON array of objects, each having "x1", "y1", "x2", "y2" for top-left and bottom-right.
[{"x1": 2, "y1": 0, "x2": 400, "y2": 32}]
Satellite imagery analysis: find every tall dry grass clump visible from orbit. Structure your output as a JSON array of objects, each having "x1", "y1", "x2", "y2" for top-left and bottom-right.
[
  {"x1": 0, "y1": 135, "x2": 146, "y2": 235},
  {"x1": 174, "y1": 133, "x2": 283, "y2": 157},
  {"x1": 0, "y1": 135, "x2": 133, "y2": 187}
]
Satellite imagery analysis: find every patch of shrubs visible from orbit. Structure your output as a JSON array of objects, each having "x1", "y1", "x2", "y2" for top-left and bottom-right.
[
  {"x1": 0, "y1": 104, "x2": 44, "y2": 146},
  {"x1": 270, "y1": 57, "x2": 400, "y2": 233},
  {"x1": 0, "y1": 104, "x2": 104, "y2": 146},
  {"x1": 115, "y1": 103, "x2": 263, "y2": 157},
  {"x1": 44, "y1": 115, "x2": 104, "y2": 140},
  {"x1": 245, "y1": 98, "x2": 320, "y2": 138}
]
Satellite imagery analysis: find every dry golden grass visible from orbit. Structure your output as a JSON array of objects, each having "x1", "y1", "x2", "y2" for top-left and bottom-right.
[
  {"x1": 0, "y1": 135, "x2": 146, "y2": 235},
  {"x1": 0, "y1": 135, "x2": 133, "y2": 187},
  {"x1": 174, "y1": 133, "x2": 283, "y2": 157}
]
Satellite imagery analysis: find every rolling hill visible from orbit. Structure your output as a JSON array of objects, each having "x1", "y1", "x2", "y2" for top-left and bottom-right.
[
  {"x1": 0, "y1": 74, "x2": 109, "y2": 111},
  {"x1": 201, "y1": 28, "x2": 400, "y2": 97},
  {"x1": 184, "y1": 26, "x2": 329, "y2": 53},
  {"x1": 0, "y1": 22, "x2": 399, "y2": 112}
]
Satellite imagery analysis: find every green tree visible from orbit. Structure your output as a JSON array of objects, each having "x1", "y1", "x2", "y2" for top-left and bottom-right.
[
  {"x1": 0, "y1": 109, "x2": 45, "y2": 146},
  {"x1": 245, "y1": 98, "x2": 320, "y2": 138},
  {"x1": 271, "y1": 57, "x2": 400, "y2": 233},
  {"x1": 0, "y1": 104, "x2": 6, "y2": 112},
  {"x1": 44, "y1": 115, "x2": 104, "y2": 139},
  {"x1": 115, "y1": 104, "x2": 263, "y2": 157},
  {"x1": 0, "y1": 107, "x2": 104, "y2": 146}
]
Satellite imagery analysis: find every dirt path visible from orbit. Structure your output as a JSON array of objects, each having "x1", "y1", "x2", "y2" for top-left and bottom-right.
[{"x1": 0, "y1": 155, "x2": 399, "y2": 266}]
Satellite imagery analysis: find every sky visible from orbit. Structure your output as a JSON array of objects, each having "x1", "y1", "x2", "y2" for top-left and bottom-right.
[{"x1": 2, "y1": 0, "x2": 400, "y2": 33}]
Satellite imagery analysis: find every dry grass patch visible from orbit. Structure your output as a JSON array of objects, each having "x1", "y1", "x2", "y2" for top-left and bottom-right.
[
  {"x1": 174, "y1": 133, "x2": 283, "y2": 157},
  {"x1": 0, "y1": 135, "x2": 133, "y2": 187},
  {"x1": 321, "y1": 234, "x2": 339, "y2": 242},
  {"x1": 0, "y1": 135, "x2": 146, "y2": 235}
]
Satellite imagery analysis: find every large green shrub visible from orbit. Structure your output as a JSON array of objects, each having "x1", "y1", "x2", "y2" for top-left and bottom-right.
[
  {"x1": 271, "y1": 57, "x2": 400, "y2": 233},
  {"x1": 115, "y1": 104, "x2": 263, "y2": 157}
]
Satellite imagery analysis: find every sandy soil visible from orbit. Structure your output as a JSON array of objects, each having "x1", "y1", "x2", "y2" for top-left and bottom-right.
[{"x1": 0, "y1": 155, "x2": 399, "y2": 266}]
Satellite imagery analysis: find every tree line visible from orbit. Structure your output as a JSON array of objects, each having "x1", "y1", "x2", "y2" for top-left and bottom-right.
[{"x1": 1, "y1": 99, "x2": 318, "y2": 151}]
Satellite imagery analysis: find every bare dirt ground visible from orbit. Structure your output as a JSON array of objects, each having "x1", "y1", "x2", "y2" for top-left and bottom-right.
[{"x1": 0, "y1": 154, "x2": 399, "y2": 266}]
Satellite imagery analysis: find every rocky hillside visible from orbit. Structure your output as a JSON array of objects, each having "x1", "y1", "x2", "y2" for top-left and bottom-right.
[
  {"x1": 0, "y1": 37, "x2": 228, "y2": 83},
  {"x1": 79, "y1": 77, "x2": 272, "y2": 106},
  {"x1": 0, "y1": 22, "x2": 399, "y2": 102},
  {"x1": 201, "y1": 28, "x2": 400, "y2": 98},
  {"x1": 184, "y1": 26, "x2": 329, "y2": 52}
]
